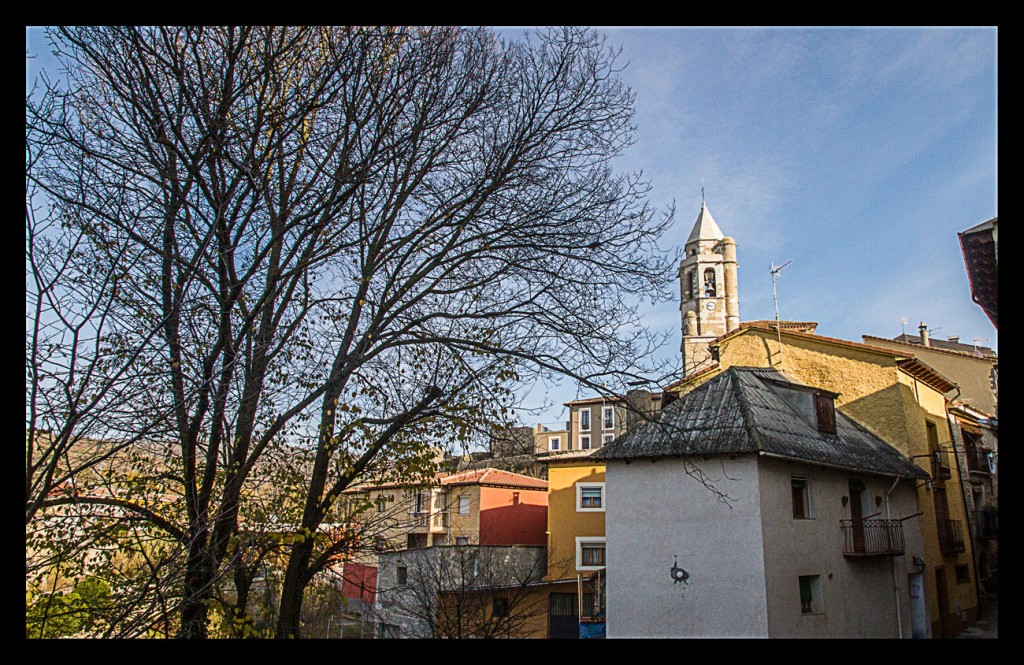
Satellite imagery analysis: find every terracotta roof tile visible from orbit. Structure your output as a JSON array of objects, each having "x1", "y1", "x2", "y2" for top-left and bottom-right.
[
  {"x1": 535, "y1": 448, "x2": 602, "y2": 463},
  {"x1": 862, "y1": 334, "x2": 996, "y2": 361},
  {"x1": 439, "y1": 468, "x2": 548, "y2": 490},
  {"x1": 714, "y1": 323, "x2": 917, "y2": 359}
]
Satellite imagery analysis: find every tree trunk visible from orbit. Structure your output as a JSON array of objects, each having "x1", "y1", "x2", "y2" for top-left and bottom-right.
[{"x1": 275, "y1": 539, "x2": 314, "y2": 638}]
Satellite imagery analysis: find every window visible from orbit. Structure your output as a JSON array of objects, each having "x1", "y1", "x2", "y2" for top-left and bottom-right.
[
  {"x1": 492, "y1": 597, "x2": 510, "y2": 618},
  {"x1": 377, "y1": 495, "x2": 388, "y2": 513},
  {"x1": 577, "y1": 538, "x2": 606, "y2": 570},
  {"x1": 397, "y1": 565, "x2": 408, "y2": 585},
  {"x1": 703, "y1": 267, "x2": 717, "y2": 297},
  {"x1": 791, "y1": 476, "x2": 811, "y2": 519},
  {"x1": 580, "y1": 435, "x2": 591, "y2": 450},
  {"x1": 580, "y1": 408, "x2": 591, "y2": 431},
  {"x1": 577, "y1": 482, "x2": 605, "y2": 512},
  {"x1": 456, "y1": 536, "x2": 469, "y2": 546},
  {"x1": 603, "y1": 433, "x2": 614, "y2": 447},
  {"x1": 602, "y1": 406, "x2": 614, "y2": 430},
  {"x1": 814, "y1": 394, "x2": 836, "y2": 434},
  {"x1": 549, "y1": 436, "x2": 561, "y2": 451},
  {"x1": 955, "y1": 564, "x2": 970, "y2": 584},
  {"x1": 687, "y1": 271, "x2": 696, "y2": 299},
  {"x1": 409, "y1": 490, "x2": 430, "y2": 514},
  {"x1": 458, "y1": 496, "x2": 470, "y2": 515},
  {"x1": 798, "y1": 575, "x2": 822, "y2": 614}
]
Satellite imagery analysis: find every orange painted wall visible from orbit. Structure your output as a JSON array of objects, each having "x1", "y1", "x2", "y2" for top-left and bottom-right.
[{"x1": 478, "y1": 487, "x2": 548, "y2": 546}]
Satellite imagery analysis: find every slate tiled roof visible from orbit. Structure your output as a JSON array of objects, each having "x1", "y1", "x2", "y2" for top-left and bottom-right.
[{"x1": 595, "y1": 367, "x2": 927, "y2": 479}]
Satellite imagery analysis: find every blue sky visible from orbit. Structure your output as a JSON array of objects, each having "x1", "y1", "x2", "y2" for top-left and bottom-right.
[
  {"x1": 27, "y1": 27, "x2": 998, "y2": 430},
  {"x1": 509, "y1": 26, "x2": 998, "y2": 427}
]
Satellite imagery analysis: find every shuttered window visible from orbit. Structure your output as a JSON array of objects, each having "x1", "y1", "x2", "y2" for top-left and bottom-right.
[{"x1": 814, "y1": 394, "x2": 836, "y2": 434}]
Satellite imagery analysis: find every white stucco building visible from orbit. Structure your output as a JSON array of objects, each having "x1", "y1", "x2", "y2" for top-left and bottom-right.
[{"x1": 595, "y1": 366, "x2": 931, "y2": 638}]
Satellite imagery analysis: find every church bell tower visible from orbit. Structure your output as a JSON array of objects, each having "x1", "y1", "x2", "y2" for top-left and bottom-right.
[{"x1": 679, "y1": 200, "x2": 739, "y2": 375}]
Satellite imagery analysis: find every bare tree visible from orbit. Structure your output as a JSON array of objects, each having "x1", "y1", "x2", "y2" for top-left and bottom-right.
[
  {"x1": 27, "y1": 25, "x2": 677, "y2": 638},
  {"x1": 375, "y1": 543, "x2": 548, "y2": 638}
]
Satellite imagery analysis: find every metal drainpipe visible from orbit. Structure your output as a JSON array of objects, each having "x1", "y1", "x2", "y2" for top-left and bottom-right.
[
  {"x1": 886, "y1": 477, "x2": 904, "y2": 639},
  {"x1": 943, "y1": 392, "x2": 985, "y2": 621}
]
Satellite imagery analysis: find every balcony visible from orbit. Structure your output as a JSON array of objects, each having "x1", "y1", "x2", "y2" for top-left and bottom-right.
[
  {"x1": 430, "y1": 511, "x2": 449, "y2": 533},
  {"x1": 966, "y1": 449, "x2": 995, "y2": 475},
  {"x1": 841, "y1": 519, "x2": 906, "y2": 557},
  {"x1": 937, "y1": 518, "x2": 967, "y2": 555},
  {"x1": 406, "y1": 512, "x2": 430, "y2": 532},
  {"x1": 974, "y1": 510, "x2": 998, "y2": 540}
]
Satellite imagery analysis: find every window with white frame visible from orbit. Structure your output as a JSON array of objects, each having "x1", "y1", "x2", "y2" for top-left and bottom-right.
[
  {"x1": 458, "y1": 495, "x2": 470, "y2": 515},
  {"x1": 603, "y1": 433, "x2": 614, "y2": 447},
  {"x1": 576, "y1": 537, "x2": 606, "y2": 570},
  {"x1": 549, "y1": 436, "x2": 561, "y2": 451},
  {"x1": 580, "y1": 435, "x2": 591, "y2": 450},
  {"x1": 576, "y1": 482, "x2": 605, "y2": 512},
  {"x1": 602, "y1": 406, "x2": 614, "y2": 430},
  {"x1": 580, "y1": 408, "x2": 591, "y2": 431}
]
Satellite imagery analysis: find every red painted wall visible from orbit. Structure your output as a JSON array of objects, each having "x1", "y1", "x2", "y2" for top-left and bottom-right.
[
  {"x1": 478, "y1": 487, "x2": 548, "y2": 546},
  {"x1": 341, "y1": 562, "x2": 377, "y2": 605}
]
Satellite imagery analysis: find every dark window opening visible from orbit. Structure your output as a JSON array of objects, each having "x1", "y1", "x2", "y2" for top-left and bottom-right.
[
  {"x1": 799, "y1": 575, "x2": 820, "y2": 614},
  {"x1": 493, "y1": 597, "x2": 510, "y2": 618},
  {"x1": 792, "y1": 477, "x2": 810, "y2": 519},
  {"x1": 397, "y1": 565, "x2": 408, "y2": 585}
]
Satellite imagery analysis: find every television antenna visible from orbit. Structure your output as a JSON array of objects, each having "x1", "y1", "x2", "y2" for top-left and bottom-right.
[
  {"x1": 769, "y1": 260, "x2": 792, "y2": 366},
  {"x1": 900, "y1": 317, "x2": 909, "y2": 336}
]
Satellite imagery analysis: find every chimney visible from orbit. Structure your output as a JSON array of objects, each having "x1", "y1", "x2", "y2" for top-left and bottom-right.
[
  {"x1": 948, "y1": 335, "x2": 960, "y2": 343},
  {"x1": 919, "y1": 322, "x2": 930, "y2": 347}
]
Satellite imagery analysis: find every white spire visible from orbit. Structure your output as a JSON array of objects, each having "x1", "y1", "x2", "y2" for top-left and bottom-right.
[{"x1": 686, "y1": 201, "x2": 724, "y2": 245}]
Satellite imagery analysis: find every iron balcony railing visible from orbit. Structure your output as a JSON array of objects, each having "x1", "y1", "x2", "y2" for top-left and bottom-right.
[
  {"x1": 840, "y1": 519, "x2": 906, "y2": 557},
  {"x1": 937, "y1": 518, "x2": 967, "y2": 554}
]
